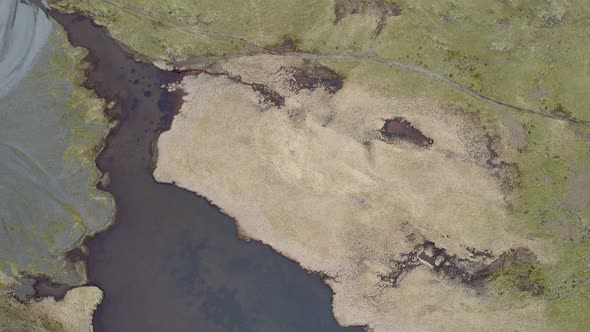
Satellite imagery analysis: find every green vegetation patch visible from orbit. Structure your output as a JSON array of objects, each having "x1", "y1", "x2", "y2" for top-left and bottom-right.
[{"x1": 0, "y1": 26, "x2": 113, "y2": 284}]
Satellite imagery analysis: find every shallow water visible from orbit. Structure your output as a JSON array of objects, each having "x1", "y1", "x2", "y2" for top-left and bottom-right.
[
  {"x1": 381, "y1": 118, "x2": 434, "y2": 147},
  {"x1": 0, "y1": 2, "x2": 112, "y2": 284},
  {"x1": 0, "y1": 0, "x2": 52, "y2": 98},
  {"x1": 50, "y1": 11, "x2": 363, "y2": 332}
]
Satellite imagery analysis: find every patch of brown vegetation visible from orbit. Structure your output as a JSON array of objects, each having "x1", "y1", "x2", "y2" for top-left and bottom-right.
[
  {"x1": 250, "y1": 83, "x2": 286, "y2": 108},
  {"x1": 287, "y1": 65, "x2": 344, "y2": 94},
  {"x1": 272, "y1": 36, "x2": 302, "y2": 52},
  {"x1": 380, "y1": 117, "x2": 434, "y2": 147},
  {"x1": 334, "y1": 0, "x2": 402, "y2": 35},
  {"x1": 379, "y1": 241, "x2": 542, "y2": 295},
  {"x1": 179, "y1": 69, "x2": 285, "y2": 107}
]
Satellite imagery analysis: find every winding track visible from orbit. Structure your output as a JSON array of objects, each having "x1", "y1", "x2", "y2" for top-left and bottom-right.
[
  {"x1": 175, "y1": 51, "x2": 589, "y2": 126},
  {"x1": 65, "y1": 0, "x2": 590, "y2": 126}
]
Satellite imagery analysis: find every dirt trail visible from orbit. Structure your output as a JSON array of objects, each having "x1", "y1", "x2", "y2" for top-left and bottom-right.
[
  {"x1": 83, "y1": 0, "x2": 589, "y2": 126},
  {"x1": 176, "y1": 51, "x2": 590, "y2": 126}
]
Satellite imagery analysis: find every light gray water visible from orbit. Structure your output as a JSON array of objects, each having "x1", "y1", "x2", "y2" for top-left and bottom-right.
[
  {"x1": 0, "y1": 1, "x2": 113, "y2": 285},
  {"x1": 0, "y1": 0, "x2": 52, "y2": 98}
]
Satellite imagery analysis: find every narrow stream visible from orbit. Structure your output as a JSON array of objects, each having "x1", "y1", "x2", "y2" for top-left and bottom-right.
[{"x1": 49, "y1": 11, "x2": 362, "y2": 332}]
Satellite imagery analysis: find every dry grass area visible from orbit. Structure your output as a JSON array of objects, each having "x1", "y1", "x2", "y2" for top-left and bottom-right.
[
  {"x1": 31, "y1": 287, "x2": 103, "y2": 332},
  {"x1": 155, "y1": 55, "x2": 551, "y2": 331},
  {"x1": 0, "y1": 285, "x2": 102, "y2": 332}
]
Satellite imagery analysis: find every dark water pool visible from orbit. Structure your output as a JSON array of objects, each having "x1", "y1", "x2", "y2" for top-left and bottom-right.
[{"x1": 49, "y1": 10, "x2": 363, "y2": 332}]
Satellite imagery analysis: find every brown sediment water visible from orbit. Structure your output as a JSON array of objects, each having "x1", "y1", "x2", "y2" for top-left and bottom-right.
[
  {"x1": 290, "y1": 66, "x2": 344, "y2": 93},
  {"x1": 48, "y1": 11, "x2": 363, "y2": 332},
  {"x1": 33, "y1": 277, "x2": 73, "y2": 301},
  {"x1": 380, "y1": 117, "x2": 433, "y2": 147}
]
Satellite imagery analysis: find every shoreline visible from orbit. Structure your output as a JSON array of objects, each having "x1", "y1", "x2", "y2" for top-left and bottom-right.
[
  {"x1": 48, "y1": 9, "x2": 359, "y2": 332},
  {"x1": 153, "y1": 56, "x2": 553, "y2": 331},
  {"x1": 26, "y1": 2, "x2": 590, "y2": 331}
]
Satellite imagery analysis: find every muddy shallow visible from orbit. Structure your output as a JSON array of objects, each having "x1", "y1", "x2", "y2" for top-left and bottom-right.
[
  {"x1": 380, "y1": 117, "x2": 433, "y2": 147},
  {"x1": 50, "y1": 12, "x2": 362, "y2": 332}
]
